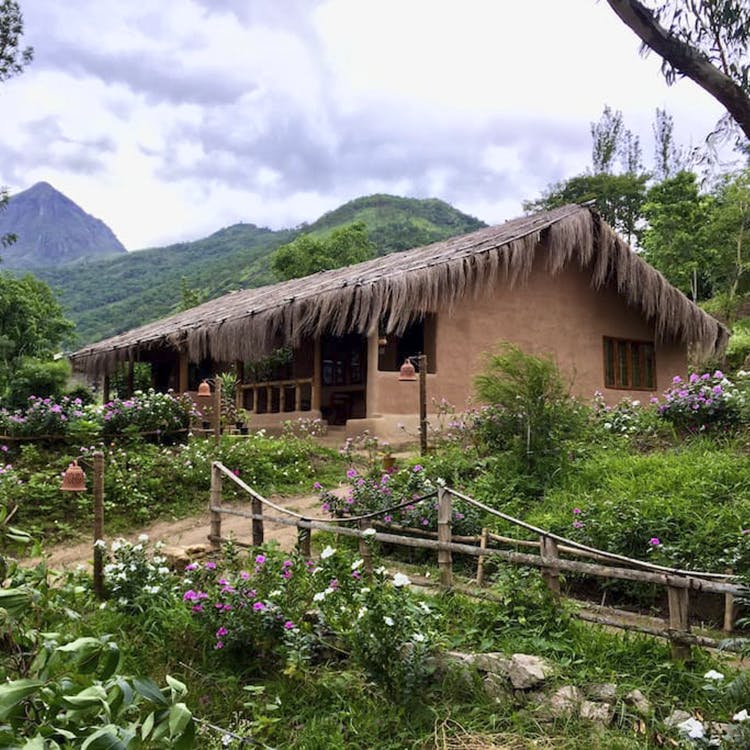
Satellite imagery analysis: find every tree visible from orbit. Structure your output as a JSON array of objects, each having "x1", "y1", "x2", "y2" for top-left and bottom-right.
[
  {"x1": 0, "y1": 0, "x2": 32, "y2": 82},
  {"x1": 606, "y1": 0, "x2": 750, "y2": 142},
  {"x1": 270, "y1": 221, "x2": 376, "y2": 281},
  {"x1": 0, "y1": 273, "x2": 74, "y2": 397},
  {"x1": 641, "y1": 171, "x2": 713, "y2": 300},
  {"x1": 652, "y1": 107, "x2": 686, "y2": 181}
]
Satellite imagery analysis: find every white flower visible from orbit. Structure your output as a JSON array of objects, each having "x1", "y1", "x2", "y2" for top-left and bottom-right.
[
  {"x1": 313, "y1": 592, "x2": 326, "y2": 602},
  {"x1": 154, "y1": 541, "x2": 164, "y2": 550},
  {"x1": 351, "y1": 559, "x2": 364, "y2": 570},
  {"x1": 733, "y1": 709, "x2": 750, "y2": 722},
  {"x1": 704, "y1": 669, "x2": 724, "y2": 681},
  {"x1": 269, "y1": 589, "x2": 281, "y2": 597},
  {"x1": 144, "y1": 585, "x2": 161, "y2": 594},
  {"x1": 138, "y1": 533, "x2": 149, "y2": 542},
  {"x1": 412, "y1": 632, "x2": 426, "y2": 642},
  {"x1": 383, "y1": 616, "x2": 394, "y2": 627},
  {"x1": 157, "y1": 567, "x2": 170, "y2": 576},
  {"x1": 418, "y1": 602, "x2": 431, "y2": 613},
  {"x1": 357, "y1": 606, "x2": 367, "y2": 620},
  {"x1": 392, "y1": 572, "x2": 411, "y2": 588},
  {"x1": 362, "y1": 528, "x2": 376, "y2": 537},
  {"x1": 320, "y1": 545, "x2": 336, "y2": 559},
  {"x1": 94, "y1": 539, "x2": 107, "y2": 549},
  {"x1": 677, "y1": 717, "x2": 705, "y2": 740},
  {"x1": 374, "y1": 566, "x2": 387, "y2": 575}
]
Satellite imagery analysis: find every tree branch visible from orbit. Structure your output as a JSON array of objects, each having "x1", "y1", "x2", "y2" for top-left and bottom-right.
[{"x1": 606, "y1": 0, "x2": 750, "y2": 141}]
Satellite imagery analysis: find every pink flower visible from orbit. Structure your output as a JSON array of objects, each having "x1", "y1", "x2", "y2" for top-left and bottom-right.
[
  {"x1": 572, "y1": 508, "x2": 582, "y2": 515},
  {"x1": 204, "y1": 561, "x2": 216, "y2": 570},
  {"x1": 253, "y1": 601, "x2": 266, "y2": 611},
  {"x1": 283, "y1": 620, "x2": 295, "y2": 630},
  {"x1": 255, "y1": 554, "x2": 266, "y2": 565},
  {"x1": 346, "y1": 468, "x2": 357, "y2": 479},
  {"x1": 216, "y1": 626, "x2": 228, "y2": 637},
  {"x1": 572, "y1": 520, "x2": 584, "y2": 529},
  {"x1": 649, "y1": 537, "x2": 661, "y2": 546}
]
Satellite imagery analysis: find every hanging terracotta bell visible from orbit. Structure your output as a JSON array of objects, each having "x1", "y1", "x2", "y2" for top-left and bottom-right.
[
  {"x1": 197, "y1": 380, "x2": 211, "y2": 397},
  {"x1": 60, "y1": 460, "x2": 86, "y2": 492},
  {"x1": 398, "y1": 359, "x2": 417, "y2": 381}
]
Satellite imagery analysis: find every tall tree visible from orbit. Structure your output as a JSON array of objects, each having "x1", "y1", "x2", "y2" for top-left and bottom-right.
[
  {"x1": 652, "y1": 107, "x2": 685, "y2": 180},
  {"x1": 271, "y1": 221, "x2": 375, "y2": 281},
  {"x1": 605, "y1": 0, "x2": 750, "y2": 142},
  {"x1": 0, "y1": 0, "x2": 32, "y2": 82}
]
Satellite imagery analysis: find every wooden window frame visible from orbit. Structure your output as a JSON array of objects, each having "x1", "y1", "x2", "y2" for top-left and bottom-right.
[{"x1": 603, "y1": 336, "x2": 656, "y2": 391}]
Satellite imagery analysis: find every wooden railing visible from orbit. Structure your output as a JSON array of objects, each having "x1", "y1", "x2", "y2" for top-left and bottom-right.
[
  {"x1": 239, "y1": 378, "x2": 313, "y2": 415},
  {"x1": 206, "y1": 462, "x2": 746, "y2": 660}
]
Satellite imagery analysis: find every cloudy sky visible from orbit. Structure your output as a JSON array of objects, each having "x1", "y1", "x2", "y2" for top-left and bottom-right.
[{"x1": 0, "y1": 0, "x2": 726, "y2": 250}]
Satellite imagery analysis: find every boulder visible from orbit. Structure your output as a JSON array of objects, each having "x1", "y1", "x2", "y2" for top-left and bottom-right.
[
  {"x1": 546, "y1": 686, "x2": 583, "y2": 718},
  {"x1": 624, "y1": 689, "x2": 652, "y2": 716},
  {"x1": 588, "y1": 683, "x2": 617, "y2": 702},
  {"x1": 580, "y1": 700, "x2": 614, "y2": 726},
  {"x1": 506, "y1": 654, "x2": 553, "y2": 690}
]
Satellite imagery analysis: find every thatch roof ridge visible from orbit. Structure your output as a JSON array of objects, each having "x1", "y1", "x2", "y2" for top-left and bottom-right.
[{"x1": 70, "y1": 204, "x2": 728, "y2": 376}]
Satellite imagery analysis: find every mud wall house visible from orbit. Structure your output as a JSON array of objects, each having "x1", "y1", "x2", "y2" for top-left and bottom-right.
[{"x1": 69, "y1": 205, "x2": 727, "y2": 441}]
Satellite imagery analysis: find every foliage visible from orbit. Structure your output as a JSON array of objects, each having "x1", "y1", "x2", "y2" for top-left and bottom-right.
[
  {"x1": 109, "y1": 361, "x2": 153, "y2": 398},
  {"x1": 657, "y1": 370, "x2": 743, "y2": 433},
  {"x1": 0, "y1": 272, "x2": 74, "y2": 398},
  {"x1": 318, "y1": 464, "x2": 481, "y2": 536},
  {"x1": 101, "y1": 389, "x2": 197, "y2": 439},
  {"x1": 605, "y1": 0, "x2": 750, "y2": 143},
  {"x1": 4, "y1": 356, "x2": 71, "y2": 410},
  {"x1": 473, "y1": 343, "x2": 585, "y2": 495},
  {"x1": 183, "y1": 545, "x2": 439, "y2": 697},
  {"x1": 0, "y1": 0, "x2": 33, "y2": 83},
  {"x1": 270, "y1": 221, "x2": 376, "y2": 281}
]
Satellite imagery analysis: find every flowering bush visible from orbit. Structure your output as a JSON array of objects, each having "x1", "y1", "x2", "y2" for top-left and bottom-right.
[
  {"x1": 100, "y1": 535, "x2": 175, "y2": 612},
  {"x1": 318, "y1": 465, "x2": 481, "y2": 536},
  {"x1": 657, "y1": 371, "x2": 743, "y2": 433},
  {"x1": 0, "y1": 395, "x2": 89, "y2": 438},
  {"x1": 101, "y1": 389, "x2": 197, "y2": 438},
  {"x1": 183, "y1": 545, "x2": 439, "y2": 693}
]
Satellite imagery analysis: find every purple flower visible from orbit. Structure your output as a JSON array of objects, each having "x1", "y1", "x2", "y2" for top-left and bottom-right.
[
  {"x1": 216, "y1": 626, "x2": 228, "y2": 637},
  {"x1": 714, "y1": 370, "x2": 724, "y2": 379},
  {"x1": 185, "y1": 563, "x2": 198, "y2": 572},
  {"x1": 313, "y1": 482, "x2": 322, "y2": 490},
  {"x1": 255, "y1": 554, "x2": 266, "y2": 565},
  {"x1": 649, "y1": 537, "x2": 661, "y2": 546},
  {"x1": 572, "y1": 507, "x2": 582, "y2": 515},
  {"x1": 346, "y1": 468, "x2": 358, "y2": 479},
  {"x1": 283, "y1": 620, "x2": 295, "y2": 630},
  {"x1": 672, "y1": 375, "x2": 682, "y2": 384},
  {"x1": 183, "y1": 590, "x2": 198, "y2": 601},
  {"x1": 413, "y1": 465, "x2": 423, "y2": 473},
  {"x1": 239, "y1": 571, "x2": 250, "y2": 580},
  {"x1": 572, "y1": 520, "x2": 583, "y2": 529},
  {"x1": 253, "y1": 601, "x2": 266, "y2": 611},
  {"x1": 204, "y1": 561, "x2": 216, "y2": 570},
  {"x1": 215, "y1": 641, "x2": 224, "y2": 649}
]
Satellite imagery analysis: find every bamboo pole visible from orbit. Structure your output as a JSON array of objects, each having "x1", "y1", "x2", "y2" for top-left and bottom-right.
[
  {"x1": 668, "y1": 585, "x2": 691, "y2": 661},
  {"x1": 476, "y1": 527, "x2": 488, "y2": 586},
  {"x1": 297, "y1": 520, "x2": 311, "y2": 558},
  {"x1": 358, "y1": 518, "x2": 374, "y2": 575},
  {"x1": 724, "y1": 568, "x2": 736, "y2": 633},
  {"x1": 540, "y1": 535, "x2": 561, "y2": 596},
  {"x1": 437, "y1": 486, "x2": 453, "y2": 587},
  {"x1": 92, "y1": 451, "x2": 105, "y2": 600},
  {"x1": 251, "y1": 496, "x2": 263, "y2": 547},
  {"x1": 209, "y1": 462, "x2": 222, "y2": 549}
]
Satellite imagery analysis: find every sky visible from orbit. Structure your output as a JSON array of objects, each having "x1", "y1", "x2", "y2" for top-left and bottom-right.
[{"x1": 0, "y1": 0, "x2": 728, "y2": 251}]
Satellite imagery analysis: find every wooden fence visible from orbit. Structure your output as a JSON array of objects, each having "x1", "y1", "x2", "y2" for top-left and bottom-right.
[{"x1": 207, "y1": 461, "x2": 746, "y2": 660}]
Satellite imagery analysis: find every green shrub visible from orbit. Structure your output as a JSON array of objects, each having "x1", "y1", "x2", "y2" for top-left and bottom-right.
[
  {"x1": 3, "y1": 357, "x2": 71, "y2": 409},
  {"x1": 473, "y1": 343, "x2": 586, "y2": 495}
]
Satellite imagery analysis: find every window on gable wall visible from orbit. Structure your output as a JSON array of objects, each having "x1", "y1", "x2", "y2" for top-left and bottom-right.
[{"x1": 603, "y1": 337, "x2": 655, "y2": 390}]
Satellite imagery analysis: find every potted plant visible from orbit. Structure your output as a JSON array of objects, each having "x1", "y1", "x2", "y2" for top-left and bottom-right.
[{"x1": 380, "y1": 442, "x2": 396, "y2": 471}]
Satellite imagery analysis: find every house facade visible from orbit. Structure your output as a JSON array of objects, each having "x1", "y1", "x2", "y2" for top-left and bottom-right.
[{"x1": 70, "y1": 205, "x2": 727, "y2": 440}]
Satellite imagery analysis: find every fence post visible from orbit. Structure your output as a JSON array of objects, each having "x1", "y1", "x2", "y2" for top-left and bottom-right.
[
  {"x1": 437, "y1": 487, "x2": 453, "y2": 588},
  {"x1": 358, "y1": 518, "x2": 373, "y2": 575},
  {"x1": 724, "y1": 568, "x2": 736, "y2": 633},
  {"x1": 667, "y1": 583, "x2": 691, "y2": 661},
  {"x1": 209, "y1": 462, "x2": 222, "y2": 549},
  {"x1": 251, "y1": 496, "x2": 264, "y2": 547},
  {"x1": 476, "y1": 527, "x2": 489, "y2": 587},
  {"x1": 540, "y1": 535, "x2": 561, "y2": 596},
  {"x1": 92, "y1": 451, "x2": 105, "y2": 600},
  {"x1": 297, "y1": 520, "x2": 311, "y2": 558}
]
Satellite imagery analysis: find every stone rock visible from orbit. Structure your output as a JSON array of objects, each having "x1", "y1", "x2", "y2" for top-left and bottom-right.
[
  {"x1": 580, "y1": 700, "x2": 614, "y2": 726},
  {"x1": 506, "y1": 654, "x2": 553, "y2": 690},
  {"x1": 624, "y1": 689, "x2": 652, "y2": 716},
  {"x1": 664, "y1": 709, "x2": 692, "y2": 728},
  {"x1": 483, "y1": 673, "x2": 512, "y2": 702},
  {"x1": 588, "y1": 683, "x2": 617, "y2": 702},
  {"x1": 185, "y1": 543, "x2": 211, "y2": 556},
  {"x1": 546, "y1": 686, "x2": 583, "y2": 718},
  {"x1": 472, "y1": 652, "x2": 510, "y2": 676}
]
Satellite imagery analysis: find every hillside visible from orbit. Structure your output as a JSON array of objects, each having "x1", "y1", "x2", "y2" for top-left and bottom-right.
[
  {"x1": 0, "y1": 182, "x2": 126, "y2": 267},
  {"x1": 40, "y1": 194, "x2": 488, "y2": 346}
]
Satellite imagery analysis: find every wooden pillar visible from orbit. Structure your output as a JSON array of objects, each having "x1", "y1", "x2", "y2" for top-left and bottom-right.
[
  {"x1": 358, "y1": 518, "x2": 374, "y2": 575},
  {"x1": 418, "y1": 354, "x2": 428, "y2": 456},
  {"x1": 476, "y1": 527, "x2": 489, "y2": 586},
  {"x1": 724, "y1": 569, "x2": 736, "y2": 633},
  {"x1": 178, "y1": 351, "x2": 189, "y2": 394},
  {"x1": 297, "y1": 520, "x2": 311, "y2": 557},
  {"x1": 213, "y1": 379, "x2": 222, "y2": 446},
  {"x1": 668, "y1": 584, "x2": 691, "y2": 661},
  {"x1": 126, "y1": 356, "x2": 135, "y2": 397},
  {"x1": 209, "y1": 462, "x2": 222, "y2": 549},
  {"x1": 312, "y1": 337, "x2": 322, "y2": 412},
  {"x1": 540, "y1": 535, "x2": 561, "y2": 596},
  {"x1": 251, "y1": 496, "x2": 264, "y2": 547},
  {"x1": 102, "y1": 375, "x2": 111, "y2": 404},
  {"x1": 437, "y1": 487, "x2": 453, "y2": 588},
  {"x1": 92, "y1": 451, "x2": 105, "y2": 600},
  {"x1": 295, "y1": 382, "x2": 302, "y2": 411},
  {"x1": 279, "y1": 385, "x2": 286, "y2": 412}
]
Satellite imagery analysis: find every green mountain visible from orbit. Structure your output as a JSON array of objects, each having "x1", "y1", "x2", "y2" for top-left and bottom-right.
[{"x1": 37, "y1": 194, "x2": 487, "y2": 346}]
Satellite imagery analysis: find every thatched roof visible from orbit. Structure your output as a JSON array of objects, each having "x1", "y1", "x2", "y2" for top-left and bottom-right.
[{"x1": 70, "y1": 204, "x2": 728, "y2": 377}]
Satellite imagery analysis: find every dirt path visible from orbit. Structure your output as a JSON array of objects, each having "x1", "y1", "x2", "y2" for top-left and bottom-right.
[{"x1": 36, "y1": 491, "x2": 331, "y2": 571}]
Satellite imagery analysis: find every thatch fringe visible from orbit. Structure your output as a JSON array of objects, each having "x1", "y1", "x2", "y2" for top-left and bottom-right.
[{"x1": 70, "y1": 204, "x2": 728, "y2": 377}]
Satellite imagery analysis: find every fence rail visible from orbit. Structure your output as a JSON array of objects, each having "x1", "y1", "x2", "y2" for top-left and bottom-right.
[{"x1": 207, "y1": 461, "x2": 747, "y2": 659}]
